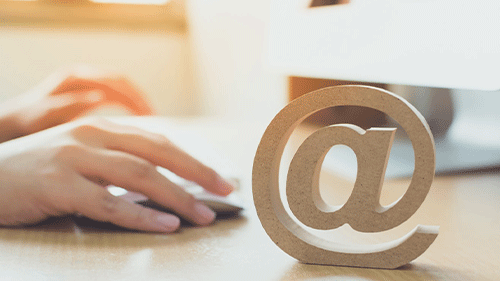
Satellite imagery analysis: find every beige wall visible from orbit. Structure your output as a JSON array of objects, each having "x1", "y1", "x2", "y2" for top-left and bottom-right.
[
  {"x1": 0, "y1": 26, "x2": 197, "y2": 116},
  {"x1": 0, "y1": 1, "x2": 288, "y2": 120},
  {"x1": 186, "y1": 0, "x2": 287, "y2": 120}
]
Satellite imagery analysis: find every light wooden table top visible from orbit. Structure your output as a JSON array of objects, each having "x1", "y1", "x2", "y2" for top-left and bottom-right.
[{"x1": 1, "y1": 117, "x2": 499, "y2": 281}]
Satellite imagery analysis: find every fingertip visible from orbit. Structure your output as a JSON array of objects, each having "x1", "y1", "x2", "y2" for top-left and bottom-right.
[
  {"x1": 193, "y1": 202, "x2": 216, "y2": 226},
  {"x1": 215, "y1": 175, "x2": 236, "y2": 196},
  {"x1": 156, "y1": 213, "x2": 181, "y2": 233}
]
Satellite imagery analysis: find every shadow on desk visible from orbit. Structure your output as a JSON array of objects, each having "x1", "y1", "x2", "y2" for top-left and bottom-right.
[{"x1": 0, "y1": 213, "x2": 247, "y2": 248}]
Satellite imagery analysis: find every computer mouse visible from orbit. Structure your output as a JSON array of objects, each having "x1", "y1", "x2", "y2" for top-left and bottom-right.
[{"x1": 107, "y1": 177, "x2": 244, "y2": 215}]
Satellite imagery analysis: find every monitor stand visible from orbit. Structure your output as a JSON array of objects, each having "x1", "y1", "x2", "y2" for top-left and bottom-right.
[{"x1": 323, "y1": 90, "x2": 500, "y2": 179}]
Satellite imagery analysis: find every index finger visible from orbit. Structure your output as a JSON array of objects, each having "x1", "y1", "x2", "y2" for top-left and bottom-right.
[{"x1": 72, "y1": 121, "x2": 235, "y2": 196}]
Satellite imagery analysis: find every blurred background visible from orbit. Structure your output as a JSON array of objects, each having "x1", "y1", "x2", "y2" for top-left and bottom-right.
[
  {"x1": 0, "y1": 0, "x2": 287, "y2": 119},
  {"x1": 1, "y1": 0, "x2": 499, "y2": 176}
]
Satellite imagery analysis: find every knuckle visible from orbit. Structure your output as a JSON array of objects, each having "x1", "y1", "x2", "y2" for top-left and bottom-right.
[
  {"x1": 134, "y1": 207, "x2": 155, "y2": 225},
  {"x1": 178, "y1": 192, "x2": 197, "y2": 211},
  {"x1": 39, "y1": 166, "x2": 71, "y2": 184},
  {"x1": 70, "y1": 120, "x2": 104, "y2": 136},
  {"x1": 70, "y1": 119, "x2": 112, "y2": 145},
  {"x1": 99, "y1": 193, "x2": 121, "y2": 216},
  {"x1": 128, "y1": 159, "x2": 155, "y2": 180},
  {"x1": 185, "y1": 193, "x2": 197, "y2": 207},
  {"x1": 152, "y1": 133, "x2": 172, "y2": 147},
  {"x1": 118, "y1": 131, "x2": 142, "y2": 144},
  {"x1": 168, "y1": 188, "x2": 197, "y2": 213},
  {"x1": 52, "y1": 143, "x2": 85, "y2": 161}
]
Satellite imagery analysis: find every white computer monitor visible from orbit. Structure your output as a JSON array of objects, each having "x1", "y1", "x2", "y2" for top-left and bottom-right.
[{"x1": 268, "y1": 0, "x2": 500, "y2": 177}]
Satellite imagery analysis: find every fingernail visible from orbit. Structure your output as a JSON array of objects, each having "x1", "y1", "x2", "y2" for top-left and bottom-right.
[
  {"x1": 156, "y1": 214, "x2": 180, "y2": 232},
  {"x1": 217, "y1": 175, "x2": 235, "y2": 196},
  {"x1": 194, "y1": 202, "x2": 216, "y2": 225}
]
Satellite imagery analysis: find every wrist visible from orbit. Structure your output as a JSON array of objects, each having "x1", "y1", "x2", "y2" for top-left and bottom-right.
[{"x1": 0, "y1": 105, "x2": 26, "y2": 143}]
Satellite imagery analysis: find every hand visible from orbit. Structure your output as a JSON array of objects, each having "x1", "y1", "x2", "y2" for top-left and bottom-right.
[
  {"x1": 0, "y1": 66, "x2": 154, "y2": 142},
  {"x1": 0, "y1": 118, "x2": 234, "y2": 233}
]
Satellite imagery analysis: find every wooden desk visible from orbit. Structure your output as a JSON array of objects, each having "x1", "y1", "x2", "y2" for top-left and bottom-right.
[{"x1": 1, "y1": 117, "x2": 499, "y2": 280}]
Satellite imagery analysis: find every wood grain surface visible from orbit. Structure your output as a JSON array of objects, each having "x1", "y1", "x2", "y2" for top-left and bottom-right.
[{"x1": 0, "y1": 117, "x2": 498, "y2": 280}]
